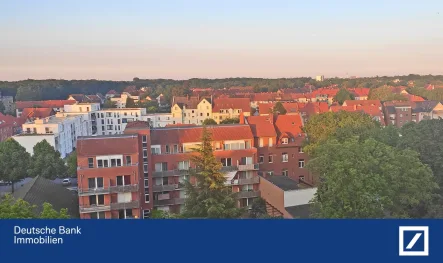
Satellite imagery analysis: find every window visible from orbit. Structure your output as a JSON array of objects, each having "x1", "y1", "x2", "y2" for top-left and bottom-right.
[
  {"x1": 268, "y1": 138, "x2": 273, "y2": 147},
  {"x1": 143, "y1": 164, "x2": 148, "y2": 173},
  {"x1": 33, "y1": 128, "x2": 37, "y2": 133},
  {"x1": 126, "y1": 156, "x2": 131, "y2": 165},
  {"x1": 282, "y1": 153, "x2": 288, "y2": 162},
  {"x1": 298, "y1": 147, "x2": 304, "y2": 153},
  {"x1": 299, "y1": 159, "x2": 305, "y2": 168},
  {"x1": 259, "y1": 138, "x2": 263, "y2": 147},
  {"x1": 267, "y1": 171, "x2": 274, "y2": 176},
  {"x1": 90, "y1": 212, "x2": 105, "y2": 219},
  {"x1": 268, "y1": 155, "x2": 273, "y2": 163},
  {"x1": 173, "y1": 145, "x2": 178, "y2": 153},
  {"x1": 89, "y1": 194, "x2": 105, "y2": 206},
  {"x1": 103, "y1": 160, "x2": 109, "y2": 167},
  {"x1": 145, "y1": 194, "x2": 150, "y2": 203},
  {"x1": 45, "y1": 127, "x2": 50, "y2": 134},
  {"x1": 299, "y1": 176, "x2": 305, "y2": 181},
  {"x1": 111, "y1": 159, "x2": 117, "y2": 167},
  {"x1": 221, "y1": 158, "x2": 232, "y2": 167},
  {"x1": 224, "y1": 142, "x2": 245, "y2": 150},
  {"x1": 282, "y1": 138, "x2": 289, "y2": 144},
  {"x1": 88, "y1": 158, "x2": 94, "y2": 168},
  {"x1": 178, "y1": 161, "x2": 190, "y2": 170},
  {"x1": 26, "y1": 128, "x2": 31, "y2": 133},
  {"x1": 282, "y1": 169, "x2": 289, "y2": 177},
  {"x1": 165, "y1": 145, "x2": 170, "y2": 154},
  {"x1": 200, "y1": 113, "x2": 203, "y2": 116},
  {"x1": 144, "y1": 179, "x2": 149, "y2": 187},
  {"x1": 98, "y1": 160, "x2": 103, "y2": 168},
  {"x1": 259, "y1": 155, "x2": 264, "y2": 163},
  {"x1": 143, "y1": 149, "x2": 148, "y2": 158},
  {"x1": 87, "y1": 107, "x2": 90, "y2": 111},
  {"x1": 400, "y1": 114, "x2": 403, "y2": 117},
  {"x1": 207, "y1": 113, "x2": 210, "y2": 116},
  {"x1": 142, "y1": 135, "x2": 147, "y2": 143}
]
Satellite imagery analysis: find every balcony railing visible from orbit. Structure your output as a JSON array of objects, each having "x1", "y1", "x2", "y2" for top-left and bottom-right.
[
  {"x1": 233, "y1": 177, "x2": 260, "y2": 185},
  {"x1": 154, "y1": 197, "x2": 185, "y2": 206},
  {"x1": 78, "y1": 184, "x2": 139, "y2": 196},
  {"x1": 152, "y1": 169, "x2": 190, "y2": 177},
  {"x1": 220, "y1": 166, "x2": 238, "y2": 172},
  {"x1": 152, "y1": 184, "x2": 178, "y2": 192},
  {"x1": 110, "y1": 200, "x2": 140, "y2": 210},
  {"x1": 236, "y1": 190, "x2": 261, "y2": 199},
  {"x1": 109, "y1": 184, "x2": 139, "y2": 193},
  {"x1": 77, "y1": 163, "x2": 139, "y2": 170},
  {"x1": 79, "y1": 204, "x2": 111, "y2": 213},
  {"x1": 238, "y1": 164, "x2": 259, "y2": 171}
]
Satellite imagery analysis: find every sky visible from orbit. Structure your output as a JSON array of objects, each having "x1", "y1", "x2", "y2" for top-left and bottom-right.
[{"x1": 1, "y1": 0, "x2": 442, "y2": 81}]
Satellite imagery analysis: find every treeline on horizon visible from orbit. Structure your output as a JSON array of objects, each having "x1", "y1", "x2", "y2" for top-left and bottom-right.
[{"x1": 1, "y1": 74, "x2": 443, "y2": 102}]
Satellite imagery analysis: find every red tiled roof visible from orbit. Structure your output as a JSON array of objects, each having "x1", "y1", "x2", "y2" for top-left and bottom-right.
[
  {"x1": 348, "y1": 88, "x2": 370, "y2": 97},
  {"x1": 274, "y1": 114, "x2": 303, "y2": 138},
  {"x1": 173, "y1": 96, "x2": 203, "y2": 109},
  {"x1": 125, "y1": 121, "x2": 150, "y2": 129},
  {"x1": 150, "y1": 125, "x2": 254, "y2": 145},
  {"x1": 342, "y1": 100, "x2": 382, "y2": 108},
  {"x1": 165, "y1": 124, "x2": 197, "y2": 127},
  {"x1": 77, "y1": 135, "x2": 139, "y2": 156},
  {"x1": 258, "y1": 102, "x2": 306, "y2": 115},
  {"x1": 21, "y1": 108, "x2": 55, "y2": 119},
  {"x1": 15, "y1": 100, "x2": 76, "y2": 110},
  {"x1": 0, "y1": 113, "x2": 26, "y2": 127},
  {"x1": 212, "y1": 98, "x2": 250, "y2": 112},
  {"x1": 252, "y1": 93, "x2": 278, "y2": 102},
  {"x1": 245, "y1": 116, "x2": 277, "y2": 138},
  {"x1": 406, "y1": 94, "x2": 425, "y2": 102},
  {"x1": 106, "y1": 89, "x2": 118, "y2": 95},
  {"x1": 299, "y1": 102, "x2": 329, "y2": 116}
]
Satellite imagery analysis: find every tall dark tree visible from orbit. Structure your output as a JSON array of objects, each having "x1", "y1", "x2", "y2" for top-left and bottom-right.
[
  {"x1": 182, "y1": 127, "x2": 244, "y2": 218},
  {"x1": 0, "y1": 139, "x2": 31, "y2": 193},
  {"x1": 29, "y1": 140, "x2": 67, "y2": 180},
  {"x1": 103, "y1": 99, "x2": 116, "y2": 108},
  {"x1": 0, "y1": 101, "x2": 5, "y2": 114},
  {"x1": 126, "y1": 97, "x2": 137, "y2": 108},
  {"x1": 66, "y1": 151, "x2": 77, "y2": 177},
  {"x1": 202, "y1": 118, "x2": 217, "y2": 125}
]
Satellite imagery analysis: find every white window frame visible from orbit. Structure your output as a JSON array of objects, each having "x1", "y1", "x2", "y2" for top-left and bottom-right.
[
  {"x1": 144, "y1": 179, "x2": 149, "y2": 188},
  {"x1": 145, "y1": 194, "x2": 150, "y2": 203},
  {"x1": 268, "y1": 138, "x2": 273, "y2": 147},
  {"x1": 268, "y1": 155, "x2": 273, "y2": 163},
  {"x1": 282, "y1": 153, "x2": 288, "y2": 162},
  {"x1": 299, "y1": 159, "x2": 305, "y2": 168},
  {"x1": 259, "y1": 138, "x2": 263, "y2": 147},
  {"x1": 282, "y1": 138, "x2": 289, "y2": 144}
]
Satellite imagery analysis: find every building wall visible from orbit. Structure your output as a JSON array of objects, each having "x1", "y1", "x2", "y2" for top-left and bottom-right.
[
  {"x1": 95, "y1": 109, "x2": 145, "y2": 135},
  {"x1": 394, "y1": 107, "x2": 412, "y2": 127},
  {"x1": 283, "y1": 188, "x2": 317, "y2": 207},
  {"x1": 12, "y1": 135, "x2": 56, "y2": 156},
  {"x1": 259, "y1": 177, "x2": 292, "y2": 218},
  {"x1": 141, "y1": 113, "x2": 181, "y2": 127},
  {"x1": 171, "y1": 99, "x2": 212, "y2": 125},
  {"x1": 212, "y1": 109, "x2": 250, "y2": 124}
]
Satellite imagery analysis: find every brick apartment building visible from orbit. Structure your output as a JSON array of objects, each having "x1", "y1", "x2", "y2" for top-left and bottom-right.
[
  {"x1": 77, "y1": 122, "x2": 262, "y2": 218},
  {"x1": 243, "y1": 114, "x2": 312, "y2": 185},
  {"x1": 383, "y1": 101, "x2": 443, "y2": 127}
]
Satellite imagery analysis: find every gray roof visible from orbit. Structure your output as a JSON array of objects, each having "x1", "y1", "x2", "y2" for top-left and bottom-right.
[
  {"x1": 286, "y1": 204, "x2": 312, "y2": 218},
  {"x1": 412, "y1": 101, "x2": 439, "y2": 113},
  {"x1": 13, "y1": 176, "x2": 79, "y2": 218},
  {"x1": 386, "y1": 106, "x2": 396, "y2": 114},
  {"x1": 266, "y1": 175, "x2": 299, "y2": 191}
]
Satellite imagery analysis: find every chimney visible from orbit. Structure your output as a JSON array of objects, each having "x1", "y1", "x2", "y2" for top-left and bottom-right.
[{"x1": 239, "y1": 112, "x2": 245, "y2": 124}]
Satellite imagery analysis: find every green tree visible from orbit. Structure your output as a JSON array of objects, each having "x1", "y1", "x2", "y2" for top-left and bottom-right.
[
  {"x1": 40, "y1": 203, "x2": 70, "y2": 219},
  {"x1": 399, "y1": 120, "x2": 443, "y2": 191},
  {"x1": 303, "y1": 111, "x2": 378, "y2": 153},
  {"x1": 0, "y1": 138, "x2": 31, "y2": 193},
  {"x1": 220, "y1": 118, "x2": 240, "y2": 124},
  {"x1": 126, "y1": 97, "x2": 137, "y2": 108},
  {"x1": 103, "y1": 99, "x2": 116, "y2": 108},
  {"x1": 66, "y1": 151, "x2": 77, "y2": 177},
  {"x1": 182, "y1": 127, "x2": 244, "y2": 218},
  {"x1": 29, "y1": 140, "x2": 67, "y2": 179},
  {"x1": 273, "y1": 102, "x2": 287, "y2": 115},
  {"x1": 368, "y1": 85, "x2": 407, "y2": 101},
  {"x1": 308, "y1": 138, "x2": 438, "y2": 218},
  {"x1": 249, "y1": 197, "x2": 268, "y2": 218},
  {"x1": 202, "y1": 118, "x2": 217, "y2": 125},
  {"x1": 150, "y1": 209, "x2": 182, "y2": 219},
  {"x1": 0, "y1": 194, "x2": 70, "y2": 219},
  {"x1": 334, "y1": 88, "x2": 354, "y2": 105},
  {"x1": 0, "y1": 101, "x2": 5, "y2": 114}
]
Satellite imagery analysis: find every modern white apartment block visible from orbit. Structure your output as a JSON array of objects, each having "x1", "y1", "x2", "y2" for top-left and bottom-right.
[
  {"x1": 13, "y1": 113, "x2": 90, "y2": 158},
  {"x1": 95, "y1": 108, "x2": 146, "y2": 135},
  {"x1": 141, "y1": 113, "x2": 181, "y2": 127},
  {"x1": 62, "y1": 103, "x2": 101, "y2": 135}
]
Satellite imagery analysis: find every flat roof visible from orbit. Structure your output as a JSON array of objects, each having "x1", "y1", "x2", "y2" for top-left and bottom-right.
[
  {"x1": 78, "y1": 134, "x2": 138, "y2": 140},
  {"x1": 99, "y1": 108, "x2": 144, "y2": 111},
  {"x1": 23, "y1": 115, "x2": 79, "y2": 125},
  {"x1": 265, "y1": 175, "x2": 299, "y2": 191}
]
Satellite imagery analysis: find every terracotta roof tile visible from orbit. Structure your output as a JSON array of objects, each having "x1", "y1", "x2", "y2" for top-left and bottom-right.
[
  {"x1": 150, "y1": 125, "x2": 254, "y2": 145},
  {"x1": 274, "y1": 114, "x2": 304, "y2": 138},
  {"x1": 212, "y1": 98, "x2": 250, "y2": 112},
  {"x1": 15, "y1": 100, "x2": 76, "y2": 110},
  {"x1": 245, "y1": 116, "x2": 277, "y2": 138},
  {"x1": 21, "y1": 108, "x2": 55, "y2": 119},
  {"x1": 77, "y1": 135, "x2": 139, "y2": 156}
]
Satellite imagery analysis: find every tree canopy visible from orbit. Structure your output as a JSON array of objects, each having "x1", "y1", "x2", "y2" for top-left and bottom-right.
[
  {"x1": 66, "y1": 151, "x2": 77, "y2": 177},
  {"x1": 0, "y1": 138, "x2": 31, "y2": 193},
  {"x1": 220, "y1": 118, "x2": 240, "y2": 124},
  {"x1": 103, "y1": 99, "x2": 116, "y2": 108},
  {"x1": 272, "y1": 102, "x2": 287, "y2": 115},
  {"x1": 29, "y1": 140, "x2": 67, "y2": 179},
  {"x1": 308, "y1": 138, "x2": 438, "y2": 218},
  {"x1": 182, "y1": 127, "x2": 244, "y2": 218},
  {"x1": 202, "y1": 118, "x2": 217, "y2": 125},
  {"x1": 0, "y1": 194, "x2": 69, "y2": 219},
  {"x1": 333, "y1": 88, "x2": 355, "y2": 105}
]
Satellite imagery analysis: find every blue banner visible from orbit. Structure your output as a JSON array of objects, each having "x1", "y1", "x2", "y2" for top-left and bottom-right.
[{"x1": 0, "y1": 220, "x2": 442, "y2": 263}]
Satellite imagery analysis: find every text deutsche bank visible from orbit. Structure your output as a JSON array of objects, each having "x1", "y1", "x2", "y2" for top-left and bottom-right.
[{"x1": 399, "y1": 226, "x2": 429, "y2": 256}]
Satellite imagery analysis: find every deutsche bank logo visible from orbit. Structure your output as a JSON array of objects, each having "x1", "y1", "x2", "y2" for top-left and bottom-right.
[{"x1": 399, "y1": 226, "x2": 429, "y2": 256}]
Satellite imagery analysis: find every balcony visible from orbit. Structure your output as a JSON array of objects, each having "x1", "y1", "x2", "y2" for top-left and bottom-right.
[
  {"x1": 77, "y1": 163, "x2": 139, "y2": 170},
  {"x1": 79, "y1": 204, "x2": 111, "y2": 214},
  {"x1": 110, "y1": 200, "x2": 140, "y2": 210},
  {"x1": 78, "y1": 187, "x2": 110, "y2": 196},
  {"x1": 233, "y1": 177, "x2": 260, "y2": 185},
  {"x1": 238, "y1": 164, "x2": 259, "y2": 171},
  {"x1": 236, "y1": 190, "x2": 261, "y2": 199},
  {"x1": 154, "y1": 197, "x2": 185, "y2": 206},
  {"x1": 109, "y1": 184, "x2": 139, "y2": 193},
  {"x1": 152, "y1": 169, "x2": 190, "y2": 178},
  {"x1": 152, "y1": 184, "x2": 178, "y2": 192},
  {"x1": 221, "y1": 166, "x2": 238, "y2": 172}
]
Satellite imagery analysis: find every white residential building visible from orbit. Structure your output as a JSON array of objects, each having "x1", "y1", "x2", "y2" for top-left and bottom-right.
[
  {"x1": 13, "y1": 113, "x2": 90, "y2": 158},
  {"x1": 95, "y1": 108, "x2": 146, "y2": 135},
  {"x1": 141, "y1": 113, "x2": 181, "y2": 127},
  {"x1": 62, "y1": 103, "x2": 101, "y2": 135}
]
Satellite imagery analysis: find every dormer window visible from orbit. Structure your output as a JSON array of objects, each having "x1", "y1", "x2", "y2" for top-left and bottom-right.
[{"x1": 282, "y1": 138, "x2": 288, "y2": 144}]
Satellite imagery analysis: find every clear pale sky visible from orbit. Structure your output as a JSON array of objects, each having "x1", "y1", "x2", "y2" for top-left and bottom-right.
[{"x1": 1, "y1": 0, "x2": 442, "y2": 81}]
